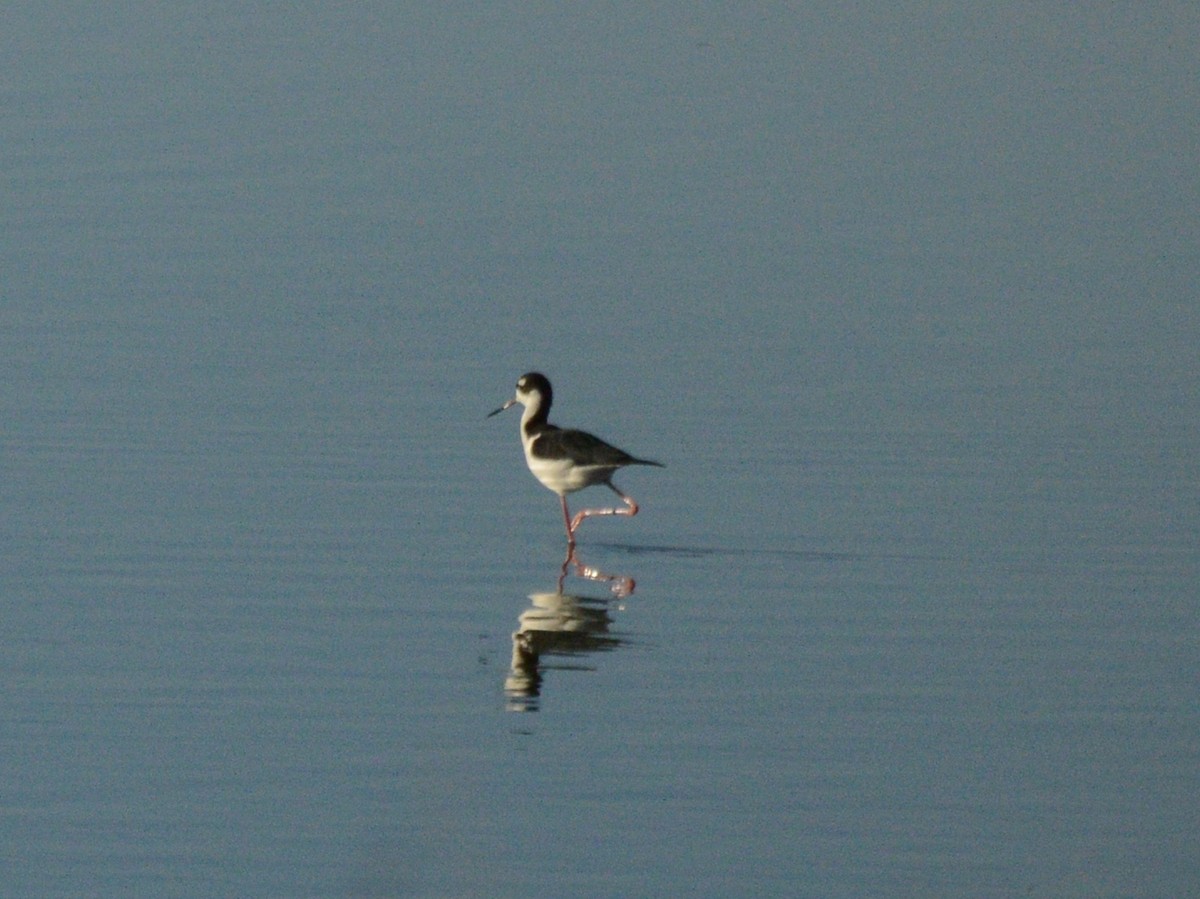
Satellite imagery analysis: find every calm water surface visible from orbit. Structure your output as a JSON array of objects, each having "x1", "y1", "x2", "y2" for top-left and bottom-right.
[{"x1": 3, "y1": 5, "x2": 1198, "y2": 897}]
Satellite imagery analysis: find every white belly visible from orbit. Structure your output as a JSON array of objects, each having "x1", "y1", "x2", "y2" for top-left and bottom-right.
[{"x1": 525, "y1": 453, "x2": 610, "y2": 495}]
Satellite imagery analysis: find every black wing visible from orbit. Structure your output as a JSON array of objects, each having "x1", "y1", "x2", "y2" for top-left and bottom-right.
[{"x1": 533, "y1": 426, "x2": 656, "y2": 467}]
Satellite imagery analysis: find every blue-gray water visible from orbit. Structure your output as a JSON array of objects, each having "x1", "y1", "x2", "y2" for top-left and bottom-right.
[{"x1": 3, "y1": 5, "x2": 1198, "y2": 897}]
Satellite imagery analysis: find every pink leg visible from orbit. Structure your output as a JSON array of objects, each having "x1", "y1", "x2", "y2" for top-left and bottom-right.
[
  {"x1": 560, "y1": 495, "x2": 576, "y2": 545},
  {"x1": 568, "y1": 483, "x2": 639, "y2": 535}
]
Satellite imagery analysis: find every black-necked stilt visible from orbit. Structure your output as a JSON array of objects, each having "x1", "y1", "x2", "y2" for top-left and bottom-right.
[{"x1": 488, "y1": 372, "x2": 663, "y2": 545}]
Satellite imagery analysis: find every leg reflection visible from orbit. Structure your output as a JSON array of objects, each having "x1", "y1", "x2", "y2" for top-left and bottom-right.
[{"x1": 559, "y1": 545, "x2": 635, "y2": 598}]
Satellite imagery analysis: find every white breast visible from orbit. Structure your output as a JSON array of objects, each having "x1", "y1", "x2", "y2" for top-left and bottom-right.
[{"x1": 521, "y1": 432, "x2": 610, "y2": 495}]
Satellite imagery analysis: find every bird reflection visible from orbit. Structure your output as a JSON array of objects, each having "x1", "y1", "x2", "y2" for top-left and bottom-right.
[{"x1": 504, "y1": 547, "x2": 636, "y2": 712}]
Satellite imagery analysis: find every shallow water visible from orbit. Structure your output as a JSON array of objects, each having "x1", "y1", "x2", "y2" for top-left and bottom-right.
[{"x1": 3, "y1": 5, "x2": 1198, "y2": 897}]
